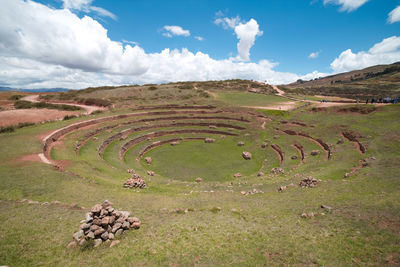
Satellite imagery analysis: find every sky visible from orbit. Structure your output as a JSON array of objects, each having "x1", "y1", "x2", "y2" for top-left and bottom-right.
[{"x1": 0, "y1": 0, "x2": 400, "y2": 89}]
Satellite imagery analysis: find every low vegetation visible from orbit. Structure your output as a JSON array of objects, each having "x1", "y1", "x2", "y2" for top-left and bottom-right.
[{"x1": 14, "y1": 100, "x2": 82, "y2": 111}]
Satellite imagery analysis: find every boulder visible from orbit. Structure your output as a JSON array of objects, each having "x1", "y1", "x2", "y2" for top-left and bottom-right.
[
  {"x1": 205, "y1": 138, "x2": 215, "y2": 143},
  {"x1": 242, "y1": 152, "x2": 252, "y2": 160},
  {"x1": 261, "y1": 142, "x2": 267, "y2": 148},
  {"x1": 233, "y1": 173, "x2": 242, "y2": 178},
  {"x1": 291, "y1": 155, "x2": 298, "y2": 160},
  {"x1": 311, "y1": 150, "x2": 320, "y2": 156},
  {"x1": 145, "y1": 157, "x2": 152, "y2": 165}
]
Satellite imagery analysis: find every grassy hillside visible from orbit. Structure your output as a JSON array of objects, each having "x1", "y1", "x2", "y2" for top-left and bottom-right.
[
  {"x1": 0, "y1": 85, "x2": 399, "y2": 266},
  {"x1": 281, "y1": 62, "x2": 400, "y2": 99}
]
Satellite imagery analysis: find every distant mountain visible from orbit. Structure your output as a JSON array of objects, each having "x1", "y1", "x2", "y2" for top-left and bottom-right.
[
  {"x1": 281, "y1": 62, "x2": 400, "y2": 99},
  {"x1": 0, "y1": 87, "x2": 70, "y2": 93}
]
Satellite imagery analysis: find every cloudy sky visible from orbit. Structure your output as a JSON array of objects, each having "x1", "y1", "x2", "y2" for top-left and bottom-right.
[{"x1": 0, "y1": 0, "x2": 400, "y2": 89}]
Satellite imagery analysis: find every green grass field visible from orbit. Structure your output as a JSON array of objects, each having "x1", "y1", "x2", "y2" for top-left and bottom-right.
[{"x1": 0, "y1": 86, "x2": 399, "y2": 266}]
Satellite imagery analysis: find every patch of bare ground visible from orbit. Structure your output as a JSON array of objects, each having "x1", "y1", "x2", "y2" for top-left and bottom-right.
[
  {"x1": 243, "y1": 102, "x2": 297, "y2": 111},
  {"x1": 0, "y1": 109, "x2": 80, "y2": 127}
]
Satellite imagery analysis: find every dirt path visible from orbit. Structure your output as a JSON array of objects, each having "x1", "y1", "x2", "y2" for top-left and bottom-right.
[{"x1": 22, "y1": 95, "x2": 105, "y2": 115}]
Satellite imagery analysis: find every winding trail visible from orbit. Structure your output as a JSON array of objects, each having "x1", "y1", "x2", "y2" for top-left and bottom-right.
[{"x1": 22, "y1": 95, "x2": 106, "y2": 115}]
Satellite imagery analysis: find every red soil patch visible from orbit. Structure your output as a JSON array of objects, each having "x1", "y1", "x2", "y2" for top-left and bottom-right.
[{"x1": 0, "y1": 109, "x2": 79, "y2": 127}]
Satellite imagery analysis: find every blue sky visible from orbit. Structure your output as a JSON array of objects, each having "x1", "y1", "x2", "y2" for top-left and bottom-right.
[{"x1": 1, "y1": 0, "x2": 400, "y2": 88}]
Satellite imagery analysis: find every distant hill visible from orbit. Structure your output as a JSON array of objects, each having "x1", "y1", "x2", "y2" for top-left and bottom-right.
[
  {"x1": 280, "y1": 62, "x2": 400, "y2": 99},
  {"x1": 0, "y1": 87, "x2": 70, "y2": 93}
]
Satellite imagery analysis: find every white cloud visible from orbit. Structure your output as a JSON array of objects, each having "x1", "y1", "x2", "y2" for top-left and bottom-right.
[
  {"x1": 62, "y1": 0, "x2": 116, "y2": 20},
  {"x1": 0, "y1": 0, "x2": 322, "y2": 89},
  {"x1": 233, "y1": 19, "x2": 263, "y2": 61},
  {"x1": 215, "y1": 16, "x2": 263, "y2": 61},
  {"x1": 309, "y1": 51, "x2": 321, "y2": 59},
  {"x1": 330, "y1": 36, "x2": 400, "y2": 73},
  {"x1": 323, "y1": 0, "x2": 369, "y2": 12},
  {"x1": 214, "y1": 16, "x2": 241, "y2": 29},
  {"x1": 194, "y1": 36, "x2": 204, "y2": 41},
  {"x1": 388, "y1": 6, "x2": 400, "y2": 24},
  {"x1": 162, "y1": 25, "x2": 190, "y2": 37}
]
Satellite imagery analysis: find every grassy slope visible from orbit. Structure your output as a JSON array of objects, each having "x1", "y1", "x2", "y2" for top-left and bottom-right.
[
  {"x1": 0, "y1": 92, "x2": 399, "y2": 266},
  {"x1": 215, "y1": 91, "x2": 291, "y2": 106}
]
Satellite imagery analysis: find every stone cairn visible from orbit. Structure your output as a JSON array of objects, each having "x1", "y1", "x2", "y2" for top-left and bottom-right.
[
  {"x1": 70, "y1": 200, "x2": 140, "y2": 248},
  {"x1": 124, "y1": 173, "x2": 146, "y2": 189},
  {"x1": 299, "y1": 176, "x2": 319, "y2": 188}
]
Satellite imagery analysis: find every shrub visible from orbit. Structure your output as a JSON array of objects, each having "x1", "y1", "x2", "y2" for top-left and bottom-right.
[
  {"x1": 0, "y1": 126, "x2": 15, "y2": 133},
  {"x1": 77, "y1": 98, "x2": 112, "y2": 107},
  {"x1": 148, "y1": 86, "x2": 158, "y2": 91},
  {"x1": 14, "y1": 100, "x2": 82, "y2": 111},
  {"x1": 8, "y1": 94, "x2": 23, "y2": 101},
  {"x1": 63, "y1": 115, "x2": 77, "y2": 120}
]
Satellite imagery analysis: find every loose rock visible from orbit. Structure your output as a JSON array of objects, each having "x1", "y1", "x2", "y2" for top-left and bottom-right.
[
  {"x1": 195, "y1": 177, "x2": 203, "y2": 183},
  {"x1": 257, "y1": 171, "x2": 264, "y2": 177},
  {"x1": 242, "y1": 151, "x2": 252, "y2": 160},
  {"x1": 233, "y1": 173, "x2": 242, "y2": 178},
  {"x1": 311, "y1": 150, "x2": 320, "y2": 156},
  {"x1": 205, "y1": 138, "x2": 215, "y2": 143},
  {"x1": 145, "y1": 157, "x2": 152, "y2": 165},
  {"x1": 237, "y1": 141, "x2": 245, "y2": 146},
  {"x1": 147, "y1": 171, "x2": 155, "y2": 176},
  {"x1": 270, "y1": 168, "x2": 284, "y2": 175},
  {"x1": 299, "y1": 176, "x2": 319, "y2": 188}
]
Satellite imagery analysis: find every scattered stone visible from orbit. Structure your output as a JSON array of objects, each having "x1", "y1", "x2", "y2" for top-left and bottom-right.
[
  {"x1": 299, "y1": 176, "x2": 319, "y2": 188},
  {"x1": 344, "y1": 173, "x2": 350, "y2": 178},
  {"x1": 321, "y1": 205, "x2": 332, "y2": 211},
  {"x1": 237, "y1": 141, "x2": 245, "y2": 146},
  {"x1": 273, "y1": 135, "x2": 280, "y2": 139},
  {"x1": 261, "y1": 142, "x2": 267, "y2": 148},
  {"x1": 170, "y1": 141, "x2": 180, "y2": 146},
  {"x1": 337, "y1": 139, "x2": 344, "y2": 144},
  {"x1": 205, "y1": 138, "x2": 215, "y2": 143},
  {"x1": 145, "y1": 157, "x2": 152, "y2": 165},
  {"x1": 270, "y1": 168, "x2": 284, "y2": 175},
  {"x1": 69, "y1": 200, "x2": 140, "y2": 248},
  {"x1": 147, "y1": 171, "x2": 155, "y2": 176},
  {"x1": 124, "y1": 175, "x2": 146, "y2": 189},
  {"x1": 110, "y1": 240, "x2": 120, "y2": 248},
  {"x1": 242, "y1": 151, "x2": 252, "y2": 160},
  {"x1": 257, "y1": 171, "x2": 264, "y2": 177},
  {"x1": 241, "y1": 188, "x2": 264, "y2": 196},
  {"x1": 291, "y1": 155, "x2": 298, "y2": 160},
  {"x1": 278, "y1": 186, "x2": 287, "y2": 192},
  {"x1": 301, "y1": 213, "x2": 308, "y2": 218},
  {"x1": 209, "y1": 125, "x2": 217, "y2": 129},
  {"x1": 127, "y1": 169, "x2": 135, "y2": 174},
  {"x1": 195, "y1": 177, "x2": 203, "y2": 183},
  {"x1": 233, "y1": 173, "x2": 242, "y2": 178},
  {"x1": 310, "y1": 150, "x2": 320, "y2": 156},
  {"x1": 244, "y1": 133, "x2": 250, "y2": 137}
]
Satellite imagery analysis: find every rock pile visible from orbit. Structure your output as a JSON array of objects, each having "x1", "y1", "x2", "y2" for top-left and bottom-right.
[
  {"x1": 299, "y1": 176, "x2": 319, "y2": 188},
  {"x1": 205, "y1": 138, "x2": 215, "y2": 143},
  {"x1": 69, "y1": 200, "x2": 140, "y2": 248},
  {"x1": 242, "y1": 151, "x2": 252, "y2": 160},
  {"x1": 270, "y1": 167, "x2": 284, "y2": 175},
  {"x1": 124, "y1": 175, "x2": 146, "y2": 188}
]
